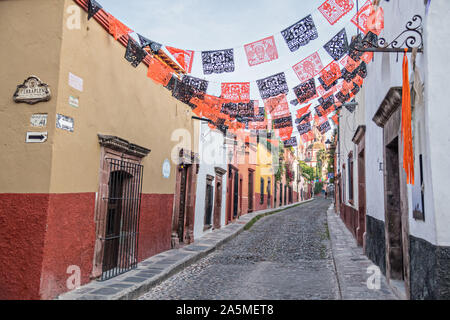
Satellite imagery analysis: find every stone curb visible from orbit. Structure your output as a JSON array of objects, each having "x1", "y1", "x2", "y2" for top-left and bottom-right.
[{"x1": 58, "y1": 199, "x2": 314, "y2": 300}]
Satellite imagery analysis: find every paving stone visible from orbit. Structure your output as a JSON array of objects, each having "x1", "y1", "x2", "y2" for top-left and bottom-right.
[
  {"x1": 91, "y1": 287, "x2": 123, "y2": 295},
  {"x1": 326, "y1": 203, "x2": 397, "y2": 300},
  {"x1": 182, "y1": 245, "x2": 210, "y2": 252},
  {"x1": 121, "y1": 277, "x2": 148, "y2": 283},
  {"x1": 139, "y1": 199, "x2": 339, "y2": 300},
  {"x1": 134, "y1": 271, "x2": 160, "y2": 278},
  {"x1": 107, "y1": 283, "x2": 135, "y2": 289}
]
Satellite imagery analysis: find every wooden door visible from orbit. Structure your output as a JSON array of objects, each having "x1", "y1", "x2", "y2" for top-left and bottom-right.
[
  {"x1": 385, "y1": 137, "x2": 404, "y2": 280},
  {"x1": 213, "y1": 179, "x2": 222, "y2": 229},
  {"x1": 248, "y1": 171, "x2": 254, "y2": 212},
  {"x1": 177, "y1": 166, "x2": 188, "y2": 243},
  {"x1": 233, "y1": 171, "x2": 239, "y2": 218},
  {"x1": 103, "y1": 171, "x2": 125, "y2": 271}
]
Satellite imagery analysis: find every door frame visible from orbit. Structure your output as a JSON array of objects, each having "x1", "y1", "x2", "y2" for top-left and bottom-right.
[
  {"x1": 203, "y1": 174, "x2": 215, "y2": 230},
  {"x1": 248, "y1": 169, "x2": 254, "y2": 212},
  {"x1": 171, "y1": 149, "x2": 199, "y2": 248},
  {"x1": 92, "y1": 135, "x2": 150, "y2": 279},
  {"x1": 213, "y1": 167, "x2": 226, "y2": 229},
  {"x1": 352, "y1": 125, "x2": 366, "y2": 247},
  {"x1": 373, "y1": 87, "x2": 410, "y2": 297},
  {"x1": 226, "y1": 164, "x2": 239, "y2": 224}
]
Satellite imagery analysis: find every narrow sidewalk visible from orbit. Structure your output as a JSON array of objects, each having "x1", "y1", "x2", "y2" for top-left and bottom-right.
[
  {"x1": 326, "y1": 203, "x2": 397, "y2": 300},
  {"x1": 58, "y1": 199, "x2": 313, "y2": 300}
]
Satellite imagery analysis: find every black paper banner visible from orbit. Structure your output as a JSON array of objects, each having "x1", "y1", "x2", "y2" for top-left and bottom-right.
[
  {"x1": 351, "y1": 82, "x2": 360, "y2": 96},
  {"x1": 295, "y1": 112, "x2": 311, "y2": 124},
  {"x1": 221, "y1": 102, "x2": 239, "y2": 119},
  {"x1": 319, "y1": 94, "x2": 335, "y2": 110},
  {"x1": 172, "y1": 78, "x2": 198, "y2": 107},
  {"x1": 201, "y1": 49, "x2": 235, "y2": 75},
  {"x1": 164, "y1": 75, "x2": 177, "y2": 91},
  {"x1": 273, "y1": 116, "x2": 293, "y2": 129},
  {"x1": 137, "y1": 33, "x2": 162, "y2": 53},
  {"x1": 237, "y1": 101, "x2": 256, "y2": 118},
  {"x1": 357, "y1": 62, "x2": 367, "y2": 79},
  {"x1": 182, "y1": 75, "x2": 209, "y2": 93},
  {"x1": 315, "y1": 105, "x2": 323, "y2": 117},
  {"x1": 256, "y1": 72, "x2": 289, "y2": 99},
  {"x1": 341, "y1": 67, "x2": 355, "y2": 83},
  {"x1": 254, "y1": 107, "x2": 266, "y2": 122},
  {"x1": 125, "y1": 37, "x2": 147, "y2": 68},
  {"x1": 336, "y1": 91, "x2": 350, "y2": 104},
  {"x1": 318, "y1": 120, "x2": 331, "y2": 134},
  {"x1": 318, "y1": 77, "x2": 338, "y2": 91},
  {"x1": 348, "y1": 34, "x2": 364, "y2": 62},
  {"x1": 293, "y1": 78, "x2": 316, "y2": 104},
  {"x1": 88, "y1": 0, "x2": 102, "y2": 20},
  {"x1": 281, "y1": 15, "x2": 319, "y2": 52},
  {"x1": 297, "y1": 122, "x2": 312, "y2": 135},
  {"x1": 284, "y1": 136, "x2": 298, "y2": 147},
  {"x1": 324, "y1": 28, "x2": 349, "y2": 61}
]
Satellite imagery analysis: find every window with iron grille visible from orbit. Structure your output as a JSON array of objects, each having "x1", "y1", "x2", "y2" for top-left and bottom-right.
[{"x1": 100, "y1": 158, "x2": 143, "y2": 281}]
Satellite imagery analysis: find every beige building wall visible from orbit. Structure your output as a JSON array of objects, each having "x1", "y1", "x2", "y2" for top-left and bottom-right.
[
  {"x1": 48, "y1": 0, "x2": 198, "y2": 194},
  {"x1": 0, "y1": 0, "x2": 65, "y2": 193}
]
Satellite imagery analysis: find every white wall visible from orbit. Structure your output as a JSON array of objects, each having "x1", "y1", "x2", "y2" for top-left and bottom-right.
[
  {"x1": 363, "y1": 0, "x2": 443, "y2": 245},
  {"x1": 337, "y1": 87, "x2": 365, "y2": 209},
  {"x1": 423, "y1": 0, "x2": 450, "y2": 246},
  {"x1": 193, "y1": 122, "x2": 227, "y2": 240}
]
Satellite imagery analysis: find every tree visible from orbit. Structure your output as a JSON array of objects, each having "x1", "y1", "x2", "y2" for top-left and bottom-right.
[
  {"x1": 327, "y1": 146, "x2": 336, "y2": 183},
  {"x1": 316, "y1": 148, "x2": 326, "y2": 179},
  {"x1": 299, "y1": 161, "x2": 315, "y2": 182},
  {"x1": 274, "y1": 139, "x2": 285, "y2": 182}
]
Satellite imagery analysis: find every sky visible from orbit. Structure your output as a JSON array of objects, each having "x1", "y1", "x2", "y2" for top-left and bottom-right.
[
  {"x1": 101, "y1": 0, "x2": 320, "y2": 50},
  {"x1": 100, "y1": 0, "x2": 362, "y2": 138}
]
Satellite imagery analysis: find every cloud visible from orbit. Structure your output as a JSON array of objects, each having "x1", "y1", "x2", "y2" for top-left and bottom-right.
[{"x1": 100, "y1": 0, "x2": 318, "y2": 50}]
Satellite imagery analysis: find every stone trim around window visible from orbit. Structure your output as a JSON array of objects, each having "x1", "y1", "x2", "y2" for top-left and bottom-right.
[{"x1": 98, "y1": 134, "x2": 151, "y2": 158}]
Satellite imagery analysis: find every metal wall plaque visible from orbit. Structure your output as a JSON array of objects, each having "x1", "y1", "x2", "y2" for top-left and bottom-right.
[
  {"x1": 13, "y1": 76, "x2": 51, "y2": 105},
  {"x1": 56, "y1": 114, "x2": 74, "y2": 132}
]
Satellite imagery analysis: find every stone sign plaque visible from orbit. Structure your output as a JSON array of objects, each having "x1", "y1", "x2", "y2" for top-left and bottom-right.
[
  {"x1": 13, "y1": 76, "x2": 51, "y2": 105},
  {"x1": 30, "y1": 114, "x2": 48, "y2": 127}
]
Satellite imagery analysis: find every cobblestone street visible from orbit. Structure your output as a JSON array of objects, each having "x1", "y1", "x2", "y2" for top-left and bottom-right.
[{"x1": 139, "y1": 198, "x2": 395, "y2": 300}]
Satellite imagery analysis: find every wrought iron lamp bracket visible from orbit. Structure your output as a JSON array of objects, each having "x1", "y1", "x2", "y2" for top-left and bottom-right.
[{"x1": 351, "y1": 15, "x2": 424, "y2": 53}]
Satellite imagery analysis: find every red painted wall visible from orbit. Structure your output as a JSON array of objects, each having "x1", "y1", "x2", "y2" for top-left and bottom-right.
[
  {"x1": 0, "y1": 192, "x2": 175, "y2": 300},
  {"x1": 138, "y1": 194, "x2": 174, "y2": 261},
  {"x1": 0, "y1": 194, "x2": 49, "y2": 300},
  {"x1": 254, "y1": 193, "x2": 268, "y2": 212},
  {"x1": 39, "y1": 193, "x2": 96, "y2": 300}
]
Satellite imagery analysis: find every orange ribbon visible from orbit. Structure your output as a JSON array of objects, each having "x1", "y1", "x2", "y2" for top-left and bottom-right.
[{"x1": 402, "y1": 48, "x2": 415, "y2": 185}]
